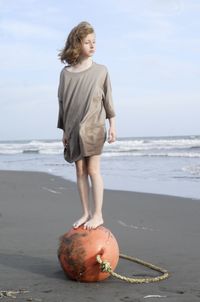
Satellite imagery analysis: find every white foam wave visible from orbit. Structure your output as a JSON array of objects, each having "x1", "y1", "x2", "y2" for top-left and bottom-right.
[
  {"x1": 182, "y1": 165, "x2": 200, "y2": 176},
  {"x1": 0, "y1": 136, "x2": 200, "y2": 158},
  {"x1": 0, "y1": 140, "x2": 62, "y2": 155},
  {"x1": 104, "y1": 137, "x2": 200, "y2": 151},
  {"x1": 102, "y1": 151, "x2": 200, "y2": 158}
]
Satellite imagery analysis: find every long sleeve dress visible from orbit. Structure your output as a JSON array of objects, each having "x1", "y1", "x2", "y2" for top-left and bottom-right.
[{"x1": 57, "y1": 61, "x2": 115, "y2": 163}]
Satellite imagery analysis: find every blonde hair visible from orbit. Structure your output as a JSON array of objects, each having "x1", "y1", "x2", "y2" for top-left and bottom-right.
[{"x1": 58, "y1": 21, "x2": 95, "y2": 65}]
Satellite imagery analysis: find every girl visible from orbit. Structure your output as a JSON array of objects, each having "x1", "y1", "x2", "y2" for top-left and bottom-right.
[{"x1": 57, "y1": 21, "x2": 116, "y2": 230}]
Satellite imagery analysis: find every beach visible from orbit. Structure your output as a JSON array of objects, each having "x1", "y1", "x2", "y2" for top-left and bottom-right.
[{"x1": 0, "y1": 170, "x2": 200, "y2": 302}]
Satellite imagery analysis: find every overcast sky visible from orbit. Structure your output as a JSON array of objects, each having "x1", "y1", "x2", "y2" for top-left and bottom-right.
[{"x1": 0, "y1": 0, "x2": 200, "y2": 140}]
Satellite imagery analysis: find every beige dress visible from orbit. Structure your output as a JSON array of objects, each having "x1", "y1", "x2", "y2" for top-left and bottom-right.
[{"x1": 57, "y1": 61, "x2": 116, "y2": 163}]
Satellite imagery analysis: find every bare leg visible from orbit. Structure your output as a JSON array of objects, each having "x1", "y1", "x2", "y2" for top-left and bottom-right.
[
  {"x1": 73, "y1": 158, "x2": 90, "y2": 228},
  {"x1": 84, "y1": 155, "x2": 104, "y2": 230}
]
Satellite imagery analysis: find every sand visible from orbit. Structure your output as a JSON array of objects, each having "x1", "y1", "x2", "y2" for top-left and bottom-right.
[{"x1": 0, "y1": 170, "x2": 200, "y2": 302}]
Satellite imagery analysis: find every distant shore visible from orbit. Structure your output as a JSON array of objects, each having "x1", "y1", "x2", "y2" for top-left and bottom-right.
[{"x1": 0, "y1": 170, "x2": 200, "y2": 301}]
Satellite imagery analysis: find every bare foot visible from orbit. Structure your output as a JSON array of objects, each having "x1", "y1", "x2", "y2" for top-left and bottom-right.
[
  {"x1": 73, "y1": 214, "x2": 90, "y2": 229},
  {"x1": 83, "y1": 214, "x2": 104, "y2": 230}
]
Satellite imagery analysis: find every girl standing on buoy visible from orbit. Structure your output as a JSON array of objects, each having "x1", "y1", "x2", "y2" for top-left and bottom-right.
[{"x1": 57, "y1": 21, "x2": 116, "y2": 230}]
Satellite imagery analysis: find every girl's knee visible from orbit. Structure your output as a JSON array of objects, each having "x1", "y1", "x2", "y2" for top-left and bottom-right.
[
  {"x1": 76, "y1": 166, "x2": 88, "y2": 177},
  {"x1": 86, "y1": 156, "x2": 101, "y2": 177},
  {"x1": 75, "y1": 160, "x2": 88, "y2": 177},
  {"x1": 87, "y1": 166, "x2": 100, "y2": 177}
]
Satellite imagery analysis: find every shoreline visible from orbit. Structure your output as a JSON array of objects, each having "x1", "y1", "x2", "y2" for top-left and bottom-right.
[
  {"x1": 1, "y1": 134, "x2": 200, "y2": 201},
  {"x1": 1, "y1": 168, "x2": 200, "y2": 202},
  {"x1": 1, "y1": 170, "x2": 200, "y2": 301}
]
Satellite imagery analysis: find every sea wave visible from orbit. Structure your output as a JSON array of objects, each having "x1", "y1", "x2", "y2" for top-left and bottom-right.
[{"x1": 0, "y1": 136, "x2": 200, "y2": 158}]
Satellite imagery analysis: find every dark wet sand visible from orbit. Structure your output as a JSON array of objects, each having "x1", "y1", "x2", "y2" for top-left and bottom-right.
[{"x1": 0, "y1": 170, "x2": 200, "y2": 302}]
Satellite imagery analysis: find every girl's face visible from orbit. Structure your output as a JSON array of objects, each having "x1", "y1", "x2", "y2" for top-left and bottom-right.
[{"x1": 81, "y1": 33, "x2": 96, "y2": 58}]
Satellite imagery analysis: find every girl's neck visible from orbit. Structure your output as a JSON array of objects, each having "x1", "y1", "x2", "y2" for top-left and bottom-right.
[{"x1": 74, "y1": 57, "x2": 93, "y2": 69}]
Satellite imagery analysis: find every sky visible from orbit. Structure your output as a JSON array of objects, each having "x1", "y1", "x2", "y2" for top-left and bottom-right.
[{"x1": 0, "y1": 0, "x2": 200, "y2": 140}]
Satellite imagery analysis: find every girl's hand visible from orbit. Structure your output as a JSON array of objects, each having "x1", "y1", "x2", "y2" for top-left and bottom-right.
[
  {"x1": 108, "y1": 126, "x2": 116, "y2": 144},
  {"x1": 62, "y1": 132, "x2": 68, "y2": 147}
]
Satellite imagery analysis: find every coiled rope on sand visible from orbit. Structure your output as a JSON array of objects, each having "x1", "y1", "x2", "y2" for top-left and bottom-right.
[{"x1": 96, "y1": 253, "x2": 169, "y2": 283}]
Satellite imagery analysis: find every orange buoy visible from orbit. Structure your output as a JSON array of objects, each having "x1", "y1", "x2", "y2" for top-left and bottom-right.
[{"x1": 57, "y1": 225, "x2": 119, "y2": 282}]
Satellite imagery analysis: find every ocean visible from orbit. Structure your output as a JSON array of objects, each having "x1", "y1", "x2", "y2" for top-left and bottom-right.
[{"x1": 0, "y1": 135, "x2": 200, "y2": 200}]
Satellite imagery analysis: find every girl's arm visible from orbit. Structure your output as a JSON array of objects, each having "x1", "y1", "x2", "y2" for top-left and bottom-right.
[
  {"x1": 62, "y1": 131, "x2": 68, "y2": 147},
  {"x1": 57, "y1": 69, "x2": 68, "y2": 147},
  {"x1": 103, "y1": 70, "x2": 116, "y2": 143},
  {"x1": 103, "y1": 71, "x2": 115, "y2": 119},
  {"x1": 57, "y1": 70, "x2": 65, "y2": 131},
  {"x1": 108, "y1": 117, "x2": 116, "y2": 144}
]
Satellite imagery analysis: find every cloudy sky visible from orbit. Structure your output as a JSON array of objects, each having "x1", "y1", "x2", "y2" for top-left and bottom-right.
[{"x1": 0, "y1": 0, "x2": 199, "y2": 140}]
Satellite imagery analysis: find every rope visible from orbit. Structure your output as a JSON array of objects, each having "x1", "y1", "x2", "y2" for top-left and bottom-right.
[{"x1": 96, "y1": 253, "x2": 170, "y2": 283}]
